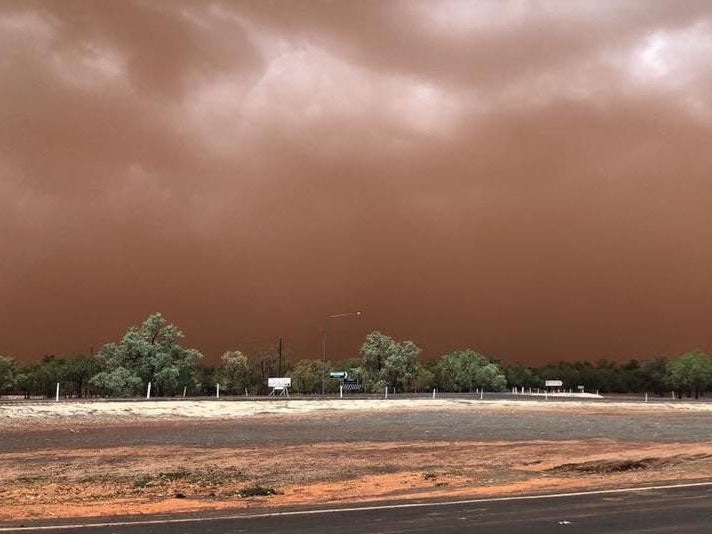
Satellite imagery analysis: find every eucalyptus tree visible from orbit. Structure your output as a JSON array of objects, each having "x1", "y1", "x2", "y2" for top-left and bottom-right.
[
  {"x1": 666, "y1": 350, "x2": 712, "y2": 399},
  {"x1": 90, "y1": 313, "x2": 202, "y2": 397},
  {"x1": 0, "y1": 356, "x2": 17, "y2": 395},
  {"x1": 437, "y1": 349, "x2": 507, "y2": 392},
  {"x1": 220, "y1": 350, "x2": 251, "y2": 394},
  {"x1": 360, "y1": 331, "x2": 420, "y2": 392},
  {"x1": 289, "y1": 359, "x2": 325, "y2": 394}
]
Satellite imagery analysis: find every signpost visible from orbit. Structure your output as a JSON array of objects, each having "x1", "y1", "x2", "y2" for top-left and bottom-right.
[
  {"x1": 545, "y1": 380, "x2": 563, "y2": 396},
  {"x1": 328, "y1": 371, "x2": 364, "y2": 393},
  {"x1": 268, "y1": 377, "x2": 291, "y2": 397}
]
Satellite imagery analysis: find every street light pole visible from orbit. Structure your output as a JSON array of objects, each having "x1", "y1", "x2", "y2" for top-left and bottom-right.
[{"x1": 321, "y1": 311, "x2": 361, "y2": 395}]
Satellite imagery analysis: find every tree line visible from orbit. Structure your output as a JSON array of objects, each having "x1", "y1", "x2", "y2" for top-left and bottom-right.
[{"x1": 1, "y1": 313, "x2": 711, "y2": 399}]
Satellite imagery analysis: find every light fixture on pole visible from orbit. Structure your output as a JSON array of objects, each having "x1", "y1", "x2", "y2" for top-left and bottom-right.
[{"x1": 321, "y1": 311, "x2": 362, "y2": 395}]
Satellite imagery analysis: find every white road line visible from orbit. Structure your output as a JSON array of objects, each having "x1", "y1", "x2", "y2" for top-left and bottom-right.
[{"x1": 2, "y1": 480, "x2": 712, "y2": 532}]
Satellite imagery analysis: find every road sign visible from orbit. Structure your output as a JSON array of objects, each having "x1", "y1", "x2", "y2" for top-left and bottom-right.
[
  {"x1": 545, "y1": 380, "x2": 563, "y2": 387},
  {"x1": 268, "y1": 377, "x2": 292, "y2": 389},
  {"x1": 329, "y1": 371, "x2": 348, "y2": 380}
]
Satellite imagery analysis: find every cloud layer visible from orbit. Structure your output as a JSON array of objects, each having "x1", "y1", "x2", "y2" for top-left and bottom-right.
[{"x1": 2, "y1": 0, "x2": 712, "y2": 363}]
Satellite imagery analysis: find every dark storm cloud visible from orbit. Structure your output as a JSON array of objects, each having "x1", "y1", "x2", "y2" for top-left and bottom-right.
[{"x1": 1, "y1": 1, "x2": 712, "y2": 363}]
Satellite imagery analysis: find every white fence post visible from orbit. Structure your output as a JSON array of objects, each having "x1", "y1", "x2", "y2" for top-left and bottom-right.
[
  {"x1": 432, "y1": 388, "x2": 436, "y2": 399},
  {"x1": 339, "y1": 385, "x2": 343, "y2": 398},
  {"x1": 182, "y1": 386, "x2": 187, "y2": 398},
  {"x1": 55, "y1": 382, "x2": 60, "y2": 402},
  {"x1": 146, "y1": 382, "x2": 151, "y2": 399},
  {"x1": 216, "y1": 383, "x2": 220, "y2": 398},
  {"x1": 480, "y1": 389, "x2": 484, "y2": 400},
  {"x1": 385, "y1": 386, "x2": 388, "y2": 399}
]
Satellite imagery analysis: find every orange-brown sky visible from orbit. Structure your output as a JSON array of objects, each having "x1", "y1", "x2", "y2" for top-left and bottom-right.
[{"x1": 2, "y1": 1, "x2": 712, "y2": 364}]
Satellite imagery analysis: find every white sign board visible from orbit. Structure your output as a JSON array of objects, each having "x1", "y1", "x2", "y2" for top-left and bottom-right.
[
  {"x1": 545, "y1": 380, "x2": 563, "y2": 387},
  {"x1": 268, "y1": 377, "x2": 292, "y2": 389}
]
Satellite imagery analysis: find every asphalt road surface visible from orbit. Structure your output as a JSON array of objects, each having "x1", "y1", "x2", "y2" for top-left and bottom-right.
[{"x1": 4, "y1": 482, "x2": 712, "y2": 533}]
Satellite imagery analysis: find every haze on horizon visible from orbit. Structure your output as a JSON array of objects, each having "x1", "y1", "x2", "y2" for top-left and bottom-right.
[{"x1": 2, "y1": 0, "x2": 712, "y2": 364}]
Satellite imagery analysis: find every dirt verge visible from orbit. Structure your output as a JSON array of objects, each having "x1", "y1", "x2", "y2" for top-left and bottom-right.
[{"x1": 2, "y1": 439, "x2": 711, "y2": 522}]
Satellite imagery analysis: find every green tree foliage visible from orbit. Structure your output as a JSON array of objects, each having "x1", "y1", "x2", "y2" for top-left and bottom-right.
[
  {"x1": 360, "y1": 331, "x2": 420, "y2": 392},
  {"x1": 666, "y1": 350, "x2": 712, "y2": 399},
  {"x1": 91, "y1": 367, "x2": 143, "y2": 397},
  {"x1": 220, "y1": 351, "x2": 250, "y2": 394},
  {"x1": 63, "y1": 355, "x2": 99, "y2": 398},
  {"x1": 437, "y1": 349, "x2": 507, "y2": 392},
  {"x1": 411, "y1": 365, "x2": 436, "y2": 392},
  {"x1": 618, "y1": 359, "x2": 644, "y2": 392},
  {"x1": 538, "y1": 362, "x2": 586, "y2": 390},
  {"x1": 247, "y1": 348, "x2": 280, "y2": 395},
  {"x1": 6, "y1": 355, "x2": 98, "y2": 399},
  {"x1": 89, "y1": 313, "x2": 202, "y2": 397},
  {"x1": 195, "y1": 364, "x2": 219, "y2": 396},
  {"x1": 290, "y1": 359, "x2": 324, "y2": 394},
  {"x1": 639, "y1": 357, "x2": 669, "y2": 395},
  {"x1": 28, "y1": 356, "x2": 67, "y2": 397},
  {"x1": 504, "y1": 362, "x2": 540, "y2": 388},
  {"x1": 535, "y1": 360, "x2": 626, "y2": 393},
  {"x1": 0, "y1": 356, "x2": 17, "y2": 394}
]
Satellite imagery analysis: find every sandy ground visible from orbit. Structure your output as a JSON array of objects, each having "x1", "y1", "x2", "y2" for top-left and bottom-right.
[
  {"x1": 2, "y1": 397, "x2": 712, "y2": 428},
  {"x1": 1, "y1": 399, "x2": 711, "y2": 523}
]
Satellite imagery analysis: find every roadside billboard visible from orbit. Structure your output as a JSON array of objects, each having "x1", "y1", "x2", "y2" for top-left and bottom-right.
[{"x1": 268, "y1": 377, "x2": 292, "y2": 389}]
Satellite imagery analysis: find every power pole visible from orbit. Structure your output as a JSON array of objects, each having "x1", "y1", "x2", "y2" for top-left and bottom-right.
[{"x1": 278, "y1": 337, "x2": 283, "y2": 376}]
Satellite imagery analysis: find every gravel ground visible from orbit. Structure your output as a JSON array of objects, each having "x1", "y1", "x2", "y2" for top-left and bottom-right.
[{"x1": 1, "y1": 403, "x2": 710, "y2": 452}]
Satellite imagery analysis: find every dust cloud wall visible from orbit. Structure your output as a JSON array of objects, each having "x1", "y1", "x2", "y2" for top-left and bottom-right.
[{"x1": 2, "y1": 1, "x2": 712, "y2": 363}]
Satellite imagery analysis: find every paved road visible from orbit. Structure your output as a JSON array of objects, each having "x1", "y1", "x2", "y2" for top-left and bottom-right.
[{"x1": 4, "y1": 483, "x2": 712, "y2": 533}]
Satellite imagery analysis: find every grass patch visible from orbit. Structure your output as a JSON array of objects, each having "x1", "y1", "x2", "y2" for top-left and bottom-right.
[
  {"x1": 158, "y1": 470, "x2": 191, "y2": 481},
  {"x1": 550, "y1": 458, "x2": 658, "y2": 475},
  {"x1": 132, "y1": 467, "x2": 248, "y2": 489},
  {"x1": 234, "y1": 485, "x2": 279, "y2": 498},
  {"x1": 134, "y1": 474, "x2": 154, "y2": 488},
  {"x1": 445, "y1": 467, "x2": 464, "y2": 476}
]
